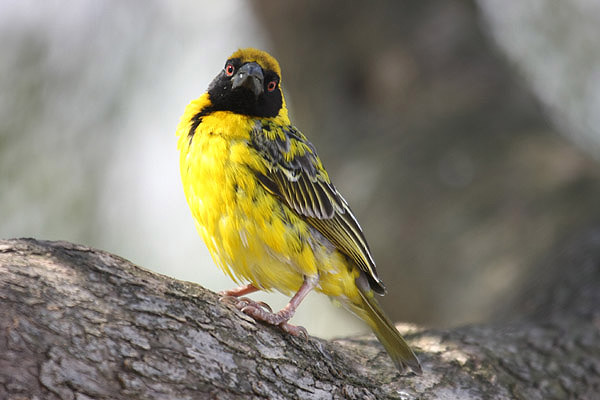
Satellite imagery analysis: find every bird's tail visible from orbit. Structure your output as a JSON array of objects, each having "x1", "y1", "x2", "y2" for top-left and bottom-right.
[{"x1": 351, "y1": 278, "x2": 422, "y2": 375}]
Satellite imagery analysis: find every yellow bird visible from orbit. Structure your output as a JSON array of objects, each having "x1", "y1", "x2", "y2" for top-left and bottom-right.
[{"x1": 176, "y1": 48, "x2": 421, "y2": 374}]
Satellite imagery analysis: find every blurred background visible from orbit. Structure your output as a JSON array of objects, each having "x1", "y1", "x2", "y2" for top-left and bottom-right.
[{"x1": 2, "y1": 0, "x2": 600, "y2": 338}]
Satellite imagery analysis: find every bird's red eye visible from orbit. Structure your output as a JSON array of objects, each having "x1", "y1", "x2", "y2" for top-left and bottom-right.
[
  {"x1": 225, "y1": 64, "x2": 235, "y2": 76},
  {"x1": 267, "y1": 80, "x2": 277, "y2": 92}
]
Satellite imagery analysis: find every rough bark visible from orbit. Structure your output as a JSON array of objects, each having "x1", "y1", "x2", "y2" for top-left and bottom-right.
[{"x1": 1, "y1": 237, "x2": 599, "y2": 399}]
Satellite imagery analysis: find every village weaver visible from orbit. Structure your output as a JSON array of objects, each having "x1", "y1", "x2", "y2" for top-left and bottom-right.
[{"x1": 176, "y1": 48, "x2": 422, "y2": 374}]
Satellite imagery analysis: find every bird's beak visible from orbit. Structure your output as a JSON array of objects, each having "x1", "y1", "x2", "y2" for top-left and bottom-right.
[{"x1": 231, "y1": 62, "x2": 264, "y2": 97}]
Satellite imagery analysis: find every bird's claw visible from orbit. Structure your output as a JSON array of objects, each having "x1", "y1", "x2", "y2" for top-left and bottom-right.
[
  {"x1": 219, "y1": 296, "x2": 273, "y2": 313},
  {"x1": 218, "y1": 295, "x2": 238, "y2": 305},
  {"x1": 248, "y1": 299, "x2": 273, "y2": 313},
  {"x1": 219, "y1": 295, "x2": 308, "y2": 339},
  {"x1": 239, "y1": 304, "x2": 308, "y2": 339},
  {"x1": 279, "y1": 322, "x2": 309, "y2": 339}
]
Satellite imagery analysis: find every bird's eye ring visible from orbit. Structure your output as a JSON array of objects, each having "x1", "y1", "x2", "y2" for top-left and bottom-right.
[
  {"x1": 225, "y1": 64, "x2": 235, "y2": 76},
  {"x1": 267, "y1": 80, "x2": 277, "y2": 92}
]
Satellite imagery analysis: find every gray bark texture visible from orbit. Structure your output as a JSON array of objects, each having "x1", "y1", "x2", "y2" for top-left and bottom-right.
[{"x1": 1, "y1": 237, "x2": 599, "y2": 400}]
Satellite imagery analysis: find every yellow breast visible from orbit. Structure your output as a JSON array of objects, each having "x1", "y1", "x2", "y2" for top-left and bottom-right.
[{"x1": 176, "y1": 97, "x2": 359, "y2": 299}]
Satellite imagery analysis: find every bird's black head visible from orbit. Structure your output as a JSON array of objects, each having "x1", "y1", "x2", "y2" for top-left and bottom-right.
[{"x1": 207, "y1": 49, "x2": 283, "y2": 118}]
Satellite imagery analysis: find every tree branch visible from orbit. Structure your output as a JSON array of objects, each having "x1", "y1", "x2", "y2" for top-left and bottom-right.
[{"x1": 1, "y1": 237, "x2": 598, "y2": 399}]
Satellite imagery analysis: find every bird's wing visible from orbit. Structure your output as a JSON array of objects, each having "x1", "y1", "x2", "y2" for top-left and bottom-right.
[{"x1": 250, "y1": 123, "x2": 385, "y2": 294}]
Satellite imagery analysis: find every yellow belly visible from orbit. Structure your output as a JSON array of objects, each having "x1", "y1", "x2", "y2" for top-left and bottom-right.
[{"x1": 178, "y1": 110, "x2": 359, "y2": 299}]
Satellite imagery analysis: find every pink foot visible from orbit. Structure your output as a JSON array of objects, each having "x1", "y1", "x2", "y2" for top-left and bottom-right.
[
  {"x1": 220, "y1": 296, "x2": 273, "y2": 313},
  {"x1": 218, "y1": 277, "x2": 317, "y2": 340},
  {"x1": 220, "y1": 296, "x2": 308, "y2": 339},
  {"x1": 240, "y1": 303, "x2": 308, "y2": 339}
]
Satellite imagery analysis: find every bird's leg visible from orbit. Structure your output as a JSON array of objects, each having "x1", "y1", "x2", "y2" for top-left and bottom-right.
[
  {"x1": 219, "y1": 283, "x2": 259, "y2": 298},
  {"x1": 219, "y1": 283, "x2": 273, "y2": 313},
  {"x1": 240, "y1": 275, "x2": 318, "y2": 338}
]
